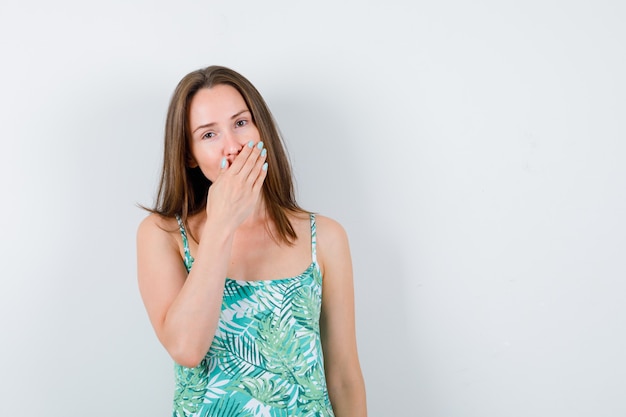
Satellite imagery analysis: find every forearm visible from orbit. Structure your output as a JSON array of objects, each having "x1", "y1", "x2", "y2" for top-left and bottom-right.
[
  {"x1": 328, "y1": 373, "x2": 367, "y2": 417},
  {"x1": 160, "y1": 219, "x2": 235, "y2": 367}
]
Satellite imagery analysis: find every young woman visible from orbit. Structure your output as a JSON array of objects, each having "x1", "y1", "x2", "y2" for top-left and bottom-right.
[{"x1": 137, "y1": 65, "x2": 366, "y2": 417}]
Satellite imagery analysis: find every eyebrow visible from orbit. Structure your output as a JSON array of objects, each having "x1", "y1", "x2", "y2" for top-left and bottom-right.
[{"x1": 192, "y1": 109, "x2": 250, "y2": 134}]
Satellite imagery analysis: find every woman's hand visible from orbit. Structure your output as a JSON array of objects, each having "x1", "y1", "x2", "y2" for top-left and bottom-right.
[
  {"x1": 137, "y1": 140, "x2": 267, "y2": 368},
  {"x1": 205, "y1": 140, "x2": 268, "y2": 229}
]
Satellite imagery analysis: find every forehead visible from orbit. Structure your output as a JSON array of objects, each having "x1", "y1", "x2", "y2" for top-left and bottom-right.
[{"x1": 188, "y1": 84, "x2": 249, "y2": 126}]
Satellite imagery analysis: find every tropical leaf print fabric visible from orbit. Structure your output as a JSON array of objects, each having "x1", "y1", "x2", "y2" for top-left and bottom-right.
[{"x1": 174, "y1": 215, "x2": 334, "y2": 417}]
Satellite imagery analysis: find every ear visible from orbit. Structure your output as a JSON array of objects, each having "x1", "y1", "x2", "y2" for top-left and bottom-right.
[{"x1": 187, "y1": 155, "x2": 198, "y2": 168}]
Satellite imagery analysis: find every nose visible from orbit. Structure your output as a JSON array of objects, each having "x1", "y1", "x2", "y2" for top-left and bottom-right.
[{"x1": 223, "y1": 131, "x2": 242, "y2": 156}]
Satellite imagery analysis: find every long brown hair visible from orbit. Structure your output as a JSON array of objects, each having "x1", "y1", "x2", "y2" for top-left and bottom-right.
[{"x1": 147, "y1": 65, "x2": 305, "y2": 244}]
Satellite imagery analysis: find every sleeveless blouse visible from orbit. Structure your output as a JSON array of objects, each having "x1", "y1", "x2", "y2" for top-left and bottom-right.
[{"x1": 172, "y1": 214, "x2": 334, "y2": 417}]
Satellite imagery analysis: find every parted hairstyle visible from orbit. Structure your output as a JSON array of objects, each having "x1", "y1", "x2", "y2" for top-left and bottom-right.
[{"x1": 148, "y1": 65, "x2": 306, "y2": 244}]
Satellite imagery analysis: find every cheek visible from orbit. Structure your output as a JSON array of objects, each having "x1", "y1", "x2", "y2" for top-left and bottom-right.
[
  {"x1": 239, "y1": 125, "x2": 261, "y2": 141},
  {"x1": 190, "y1": 148, "x2": 221, "y2": 179},
  {"x1": 197, "y1": 162, "x2": 220, "y2": 183}
]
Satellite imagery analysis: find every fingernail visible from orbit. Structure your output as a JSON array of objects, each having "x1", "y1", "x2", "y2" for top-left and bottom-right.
[
  {"x1": 221, "y1": 157, "x2": 227, "y2": 168},
  {"x1": 248, "y1": 140, "x2": 254, "y2": 148},
  {"x1": 256, "y1": 141, "x2": 264, "y2": 150},
  {"x1": 262, "y1": 162, "x2": 268, "y2": 171},
  {"x1": 261, "y1": 148, "x2": 267, "y2": 157}
]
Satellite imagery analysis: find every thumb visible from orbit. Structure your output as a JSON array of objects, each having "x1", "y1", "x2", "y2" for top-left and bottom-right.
[{"x1": 220, "y1": 157, "x2": 229, "y2": 172}]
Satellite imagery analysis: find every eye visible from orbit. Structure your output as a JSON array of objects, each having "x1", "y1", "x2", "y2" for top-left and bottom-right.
[
  {"x1": 235, "y1": 119, "x2": 248, "y2": 128},
  {"x1": 202, "y1": 131, "x2": 216, "y2": 140}
]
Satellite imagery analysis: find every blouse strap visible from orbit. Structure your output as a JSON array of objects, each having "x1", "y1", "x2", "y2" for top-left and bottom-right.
[
  {"x1": 310, "y1": 213, "x2": 318, "y2": 267},
  {"x1": 175, "y1": 214, "x2": 194, "y2": 272}
]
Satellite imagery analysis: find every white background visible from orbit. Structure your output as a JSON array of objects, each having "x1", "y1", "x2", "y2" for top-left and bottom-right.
[{"x1": 1, "y1": 1, "x2": 625, "y2": 416}]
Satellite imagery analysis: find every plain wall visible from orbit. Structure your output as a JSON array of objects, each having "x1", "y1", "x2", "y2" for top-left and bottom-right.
[{"x1": 1, "y1": 0, "x2": 624, "y2": 416}]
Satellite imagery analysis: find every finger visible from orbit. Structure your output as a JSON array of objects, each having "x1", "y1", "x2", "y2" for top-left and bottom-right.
[
  {"x1": 238, "y1": 141, "x2": 265, "y2": 180},
  {"x1": 228, "y1": 140, "x2": 256, "y2": 174},
  {"x1": 211, "y1": 157, "x2": 229, "y2": 183},
  {"x1": 248, "y1": 149, "x2": 268, "y2": 189},
  {"x1": 251, "y1": 159, "x2": 268, "y2": 194}
]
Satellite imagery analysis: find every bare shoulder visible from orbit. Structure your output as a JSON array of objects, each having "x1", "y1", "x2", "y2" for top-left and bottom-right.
[
  {"x1": 137, "y1": 212, "x2": 180, "y2": 250},
  {"x1": 138, "y1": 211, "x2": 177, "y2": 230},
  {"x1": 136, "y1": 212, "x2": 188, "y2": 296},
  {"x1": 314, "y1": 214, "x2": 349, "y2": 248},
  {"x1": 313, "y1": 214, "x2": 351, "y2": 276}
]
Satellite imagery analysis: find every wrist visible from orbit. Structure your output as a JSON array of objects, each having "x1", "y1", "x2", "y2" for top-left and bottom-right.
[{"x1": 202, "y1": 214, "x2": 238, "y2": 242}]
